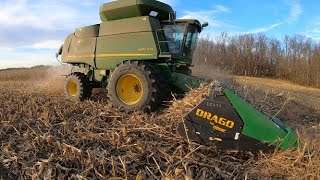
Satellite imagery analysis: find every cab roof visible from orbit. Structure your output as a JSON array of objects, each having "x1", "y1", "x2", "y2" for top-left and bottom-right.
[{"x1": 174, "y1": 19, "x2": 201, "y2": 27}]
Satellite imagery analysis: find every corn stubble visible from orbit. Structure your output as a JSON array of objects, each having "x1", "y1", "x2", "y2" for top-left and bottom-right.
[{"x1": 0, "y1": 66, "x2": 319, "y2": 179}]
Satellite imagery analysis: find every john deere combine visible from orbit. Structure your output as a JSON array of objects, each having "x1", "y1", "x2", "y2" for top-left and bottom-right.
[{"x1": 57, "y1": 0, "x2": 299, "y2": 151}]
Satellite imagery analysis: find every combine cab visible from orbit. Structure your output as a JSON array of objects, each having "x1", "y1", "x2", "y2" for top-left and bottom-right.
[{"x1": 57, "y1": 0, "x2": 299, "y2": 151}]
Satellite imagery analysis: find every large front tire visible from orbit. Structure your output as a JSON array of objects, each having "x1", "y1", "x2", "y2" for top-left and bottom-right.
[
  {"x1": 64, "y1": 72, "x2": 92, "y2": 101},
  {"x1": 107, "y1": 61, "x2": 169, "y2": 112}
]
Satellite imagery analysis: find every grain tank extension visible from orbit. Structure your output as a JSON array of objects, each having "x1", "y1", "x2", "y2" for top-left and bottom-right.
[{"x1": 57, "y1": 0, "x2": 299, "y2": 152}]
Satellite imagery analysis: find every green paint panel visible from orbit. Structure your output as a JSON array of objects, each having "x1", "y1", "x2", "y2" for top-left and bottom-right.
[
  {"x1": 75, "y1": 24, "x2": 100, "y2": 38},
  {"x1": 61, "y1": 34, "x2": 73, "y2": 61},
  {"x1": 99, "y1": 0, "x2": 174, "y2": 22},
  {"x1": 99, "y1": 16, "x2": 160, "y2": 36},
  {"x1": 171, "y1": 72, "x2": 201, "y2": 92},
  {"x1": 224, "y1": 89, "x2": 299, "y2": 149},
  {"x1": 61, "y1": 34, "x2": 96, "y2": 67},
  {"x1": 93, "y1": 69, "x2": 104, "y2": 82},
  {"x1": 156, "y1": 63, "x2": 200, "y2": 92},
  {"x1": 95, "y1": 31, "x2": 159, "y2": 70},
  {"x1": 62, "y1": 16, "x2": 162, "y2": 70}
]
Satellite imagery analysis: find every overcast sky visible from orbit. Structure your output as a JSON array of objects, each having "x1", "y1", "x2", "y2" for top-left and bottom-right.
[{"x1": 0, "y1": 0, "x2": 319, "y2": 69}]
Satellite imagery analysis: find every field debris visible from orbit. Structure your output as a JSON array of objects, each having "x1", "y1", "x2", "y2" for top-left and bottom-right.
[{"x1": 0, "y1": 66, "x2": 320, "y2": 179}]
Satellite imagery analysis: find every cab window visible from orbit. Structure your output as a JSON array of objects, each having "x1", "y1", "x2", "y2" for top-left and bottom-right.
[{"x1": 163, "y1": 24, "x2": 186, "y2": 54}]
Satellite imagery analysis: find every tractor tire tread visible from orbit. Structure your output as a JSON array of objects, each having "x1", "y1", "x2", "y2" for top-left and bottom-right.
[
  {"x1": 107, "y1": 61, "x2": 169, "y2": 112},
  {"x1": 65, "y1": 72, "x2": 92, "y2": 101}
]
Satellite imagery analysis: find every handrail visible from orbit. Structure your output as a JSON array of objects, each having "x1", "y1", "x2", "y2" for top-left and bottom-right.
[
  {"x1": 155, "y1": 29, "x2": 170, "y2": 55},
  {"x1": 155, "y1": 29, "x2": 181, "y2": 55}
]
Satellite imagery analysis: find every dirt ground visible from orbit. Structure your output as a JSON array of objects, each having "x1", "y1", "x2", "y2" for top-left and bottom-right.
[{"x1": 0, "y1": 66, "x2": 319, "y2": 179}]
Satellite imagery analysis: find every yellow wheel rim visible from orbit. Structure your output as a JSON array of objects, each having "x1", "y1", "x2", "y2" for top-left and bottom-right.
[
  {"x1": 116, "y1": 74, "x2": 143, "y2": 105},
  {"x1": 68, "y1": 81, "x2": 78, "y2": 96}
]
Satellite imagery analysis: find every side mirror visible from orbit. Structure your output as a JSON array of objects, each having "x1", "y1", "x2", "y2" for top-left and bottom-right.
[{"x1": 202, "y1": 22, "x2": 209, "y2": 28}]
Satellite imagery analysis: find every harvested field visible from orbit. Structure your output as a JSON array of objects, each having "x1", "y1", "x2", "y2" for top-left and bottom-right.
[
  {"x1": 235, "y1": 76, "x2": 320, "y2": 114},
  {"x1": 0, "y1": 66, "x2": 319, "y2": 179}
]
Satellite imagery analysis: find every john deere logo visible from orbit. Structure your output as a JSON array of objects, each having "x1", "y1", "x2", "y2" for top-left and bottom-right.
[{"x1": 196, "y1": 109, "x2": 235, "y2": 129}]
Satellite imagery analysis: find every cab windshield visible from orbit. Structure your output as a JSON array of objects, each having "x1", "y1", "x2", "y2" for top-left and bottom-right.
[
  {"x1": 163, "y1": 24, "x2": 185, "y2": 54},
  {"x1": 163, "y1": 24, "x2": 199, "y2": 58},
  {"x1": 183, "y1": 25, "x2": 199, "y2": 58}
]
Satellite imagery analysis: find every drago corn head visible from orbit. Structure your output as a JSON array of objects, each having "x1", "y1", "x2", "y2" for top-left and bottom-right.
[{"x1": 178, "y1": 84, "x2": 299, "y2": 152}]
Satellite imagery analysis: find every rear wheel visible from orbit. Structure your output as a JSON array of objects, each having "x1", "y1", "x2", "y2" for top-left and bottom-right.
[
  {"x1": 107, "y1": 61, "x2": 169, "y2": 112},
  {"x1": 64, "y1": 72, "x2": 92, "y2": 101},
  {"x1": 116, "y1": 74, "x2": 144, "y2": 105}
]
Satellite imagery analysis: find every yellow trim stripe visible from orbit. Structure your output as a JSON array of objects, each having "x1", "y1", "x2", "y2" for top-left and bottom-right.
[
  {"x1": 67, "y1": 55, "x2": 94, "y2": 59},
  {"x1": 96, "y1": 53, "x2": 154, "y2": 57},
  {"x1": 67, "y1": 53, "x2": 154, "y2": 59}
]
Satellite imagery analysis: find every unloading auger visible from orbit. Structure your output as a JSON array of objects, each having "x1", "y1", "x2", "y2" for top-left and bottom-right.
[{"x1": 177, "y1": 83, "x2": 300, "y2": 152}]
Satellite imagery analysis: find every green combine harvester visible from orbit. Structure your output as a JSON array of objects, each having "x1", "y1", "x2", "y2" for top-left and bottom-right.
[{"x1": 57, "y1": 0, "x2": 299, "y2": 152}]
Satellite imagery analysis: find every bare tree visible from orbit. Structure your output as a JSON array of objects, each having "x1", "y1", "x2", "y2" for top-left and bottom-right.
[{"x1": 193, "y1": 33, "x2": 320, "y2": 88}]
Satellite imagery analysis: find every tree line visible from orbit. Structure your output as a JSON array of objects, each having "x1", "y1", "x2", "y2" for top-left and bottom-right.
[{"x1": 193, "y1": 33, "x2": 320, "y2": 88}]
